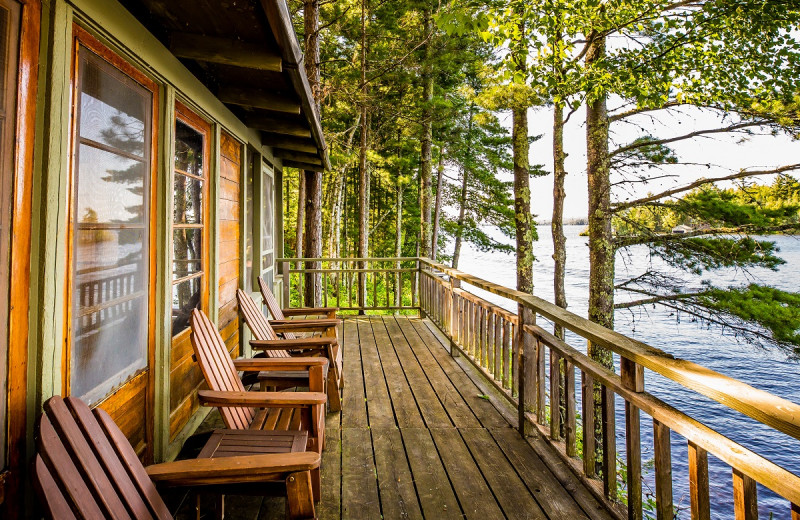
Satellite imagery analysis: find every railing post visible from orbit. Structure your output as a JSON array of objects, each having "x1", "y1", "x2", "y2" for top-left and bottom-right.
[
  {"x1": 517, "y1": 305, "x2": 535, "y2": 436},
  {"x1": 412, "y1": 259, "x2": 419, "y2": 311},
  {"x1": 449, "y1": 277, "x2": 460, "y2": 357},
  {"x1": 281, "y1": 260, "x2": 290, "y2": 309},
  {"x1": 621, "y1": 357, "x2": 645, "y2": 520}
]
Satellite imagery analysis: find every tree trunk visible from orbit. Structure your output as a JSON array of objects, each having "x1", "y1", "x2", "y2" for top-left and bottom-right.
[
  {"x1": 431, "y1": 149, "x2": 444, "y2": 261},
  {"x1": 512, "y1": 104, "x2": 533, "y2": 295},
  {"x1": 296, "y1": 173, "x2": 306, "y2": 260},
  {"x1": 357, "y1": 0, "x2": 369, "y2": 313},
  {"x1": 302, "y1": 0, "x2": 322, "y2": 306},
  {"x1": 451, "y1": 165, "x2": 468, "y2": 269},
  {"x1": 552, "y1": 104, "x2": 568, "y2": 339},
  {"x1": 419, "y1": 8, "x2": 434, "y2": 258}
]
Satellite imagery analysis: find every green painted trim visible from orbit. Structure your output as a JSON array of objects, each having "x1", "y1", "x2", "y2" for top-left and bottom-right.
[
  {"x1": 68, "y1": 0, "x2": 262, "y2": 147},
  {"x1": 165, "y1": 406, "x2": 212, "y2": 462},
  {"x1": 152, "y1": 85, "x2": 176, "y2": 462},
  {"x1": 209, "y1": 123, "x2": 221, "y2": 323},
  {"x1": 29, "y1": 0, "x2": 72, "y2": 410},
  {"x1": 252, "y1": 150, "x2": 264, "y2": 294}
]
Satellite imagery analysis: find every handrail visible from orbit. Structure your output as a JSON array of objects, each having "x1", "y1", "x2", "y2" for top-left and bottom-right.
[{"x1": 418, "y1": 257, "x2": 800, "y2": 442}]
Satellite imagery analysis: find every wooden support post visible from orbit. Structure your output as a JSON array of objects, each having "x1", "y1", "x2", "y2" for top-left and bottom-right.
[
  {"x1": 494, "y1": 315, "x2": 502, "y2": 381},
  {"x1": 564, "y1": 360, "x2": 576, "y2": 457},
  {"x1": 602, "y1": 385, "x2": 616, "y2": 499},
  {"x1": 503, "y1": 320, "x2": 511, "y2": 389},
  {"x1": 536, "y1": 336, "x2": 546, "y2": 424},
  {"x1": 653, "y1": 419, "x2": 673, "y2": 520},
  {"x1": 517, "y1": 305, "x2": 535, "y2": 436},
  {"x1": 688, "y1": 441, "x2": 710, "y2": 520},
  {"x1": 582, "y1": 372, "x2": 596, "y2": 477},
  {"x1": 450, "y1": 278, "x2": 460, "y2": 356},
  {"x1": 792, "y1": 503, "x2": 800, "y2": 520},
  {"x1": 732, "y1": 469, "x2": 758, "y2": 520},
  {"x1": 281, "y1": 260, "x2": 290, "y2": 308},
  {"x1": 621, "y1": 357, "x2": 644, "y2": 520},
  {"x1": 550, "y1": 349, "x2": 561, "y2": 440}
]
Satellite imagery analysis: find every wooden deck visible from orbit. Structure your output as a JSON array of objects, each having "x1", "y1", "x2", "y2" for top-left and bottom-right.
[{"x1": 167, "y1": 316, "x2": 616, "y2": 519}]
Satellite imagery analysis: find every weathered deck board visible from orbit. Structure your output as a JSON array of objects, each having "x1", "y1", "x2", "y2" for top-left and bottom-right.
[{"x1": 174, "y1": 315, "x2": 617, "y2": 520}]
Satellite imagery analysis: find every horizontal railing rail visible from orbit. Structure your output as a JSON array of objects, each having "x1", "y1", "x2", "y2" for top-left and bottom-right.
[
  {"x1": 278, "y1": 257, "x2": 419, "y2": 312},
  {"x1": 283, "y1": 256, "x2": 800, "y2": 519}
]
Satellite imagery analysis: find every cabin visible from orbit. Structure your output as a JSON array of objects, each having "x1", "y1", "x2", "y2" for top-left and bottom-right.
[
  {"x1": 3, "y1": 0, "x2": 800, "y2": 519},
  {"x1": 0, "y1": 0, "x2": 326, "y2": 515},
  {"x1": 671, "y1": 224, "x2": 694, "y2": 234}
]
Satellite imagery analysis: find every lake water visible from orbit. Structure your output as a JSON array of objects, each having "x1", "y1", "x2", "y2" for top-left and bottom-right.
[{"x1": 456, "y1": 224, "x2": 800, "y2": 519}]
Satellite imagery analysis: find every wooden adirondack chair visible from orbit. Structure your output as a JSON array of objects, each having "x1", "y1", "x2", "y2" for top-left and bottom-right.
[
  {"x1": 238, "y1": 289, "x2": 343, "y2": 412},
  {"x1": 258, "y1": 276, "x2": 337, "y2": 331},
  {"x1": 33, "y1": 395, "x2": 320, "y2": 520},
  {"x1": 189, "y1": 309, "x2": 327, "y2": 499}
]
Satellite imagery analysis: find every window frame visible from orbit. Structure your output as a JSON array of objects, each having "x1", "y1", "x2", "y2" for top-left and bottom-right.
[
  {"x1": 170, "y1": 100, "x2": 211, "y2": 339},
  {"x1": 63, "y1": 25, "x2": 160, "y2": 401},
  {"x1": 259, "y1": 159, "x2": 275, "y2": 288}
]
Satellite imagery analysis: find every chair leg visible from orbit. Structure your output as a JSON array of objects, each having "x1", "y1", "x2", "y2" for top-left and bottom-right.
[
  {"x1": 311, "y1": 466, "x2": 321, "y2": 502},
  {"x1": 286, "y1": 471, "x2": 316, "y2": 520},
  {"x1": 327, "y1": 369, "x2": 342, "y2": 413}
]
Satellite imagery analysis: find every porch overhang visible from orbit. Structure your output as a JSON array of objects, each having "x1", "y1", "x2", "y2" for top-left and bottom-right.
[{"x1": 119, "y1": 0, "x2": 330, "y2": 170}]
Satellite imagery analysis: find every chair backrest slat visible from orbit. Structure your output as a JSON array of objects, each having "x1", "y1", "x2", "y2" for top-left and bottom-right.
[
  {"x1": 66, "y1": 397, "x2": 165, "y2": 519},
  {"x1": 237, "y1": 289, "x2": 290, "y2": 358},
  {"x1": 91, "y1": 407, "x2": 172, "y2": 519},
  {"x1": 259, "y1": 277, "x2": 296, "y2": 340},
  {"x1": 37, "y1": 414, "x2": 118, "y2": 519},
  {"x1": 33, "y1": 456, "x2": 78, "y2": 520},
  {"x1": 190, "y1": 309, "x2": 256, "y2": 429}
]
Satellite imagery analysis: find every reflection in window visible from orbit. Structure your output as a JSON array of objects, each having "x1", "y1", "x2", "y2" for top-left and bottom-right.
[
  {"x1": 70, "y1": 45, "x2": 152, "y2": 404},
  {"x1": 171, "y1": 115, "x2": 207, "y2": 336},
  {"x1": 261, "y1": 162, "x2": 274, "y2": 281}
]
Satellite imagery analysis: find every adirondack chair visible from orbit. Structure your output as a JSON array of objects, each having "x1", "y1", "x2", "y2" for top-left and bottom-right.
[
  {"x1": 237, "y1": 289, "x2": 343, "y2": 412},
  {"x1": 32, "y1": 395, "x2": 320, "y2": 520},
  {"x1": 189, "y1": 309, "x2": 327, "y2": 499}
]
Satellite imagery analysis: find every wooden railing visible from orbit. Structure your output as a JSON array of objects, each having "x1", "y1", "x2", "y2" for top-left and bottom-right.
[
  {"x1": 283, "y1": 256, "x2": 800, "y2": 519},
  {"x1": 278, "y1": 257, "x2": 419, "y2": 312}
]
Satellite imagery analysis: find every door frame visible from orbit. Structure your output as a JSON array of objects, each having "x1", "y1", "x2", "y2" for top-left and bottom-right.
[{"x1": 1, "y1": 0, "x2": 40, "y2": 516}]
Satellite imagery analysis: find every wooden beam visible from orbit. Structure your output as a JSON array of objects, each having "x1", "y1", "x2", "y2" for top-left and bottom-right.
[
  {"x1": 218, "y1": 86, "x2": 301, "y2": 114},
  {"x1": 246, "y1": 115, "x2": 311, "y2": 138},
  {"x1": 262, "y1": 134, "x2": 318, "y2": 154},
  {"x1": 170, "y1": 33, "x2": 282, "y2": 72},
  {"x1": 283, "y1": 159, "x2": 324, "y2": 172},
  {"x1": 273, "y1": 149, "x2": 322, "y2": 166}
]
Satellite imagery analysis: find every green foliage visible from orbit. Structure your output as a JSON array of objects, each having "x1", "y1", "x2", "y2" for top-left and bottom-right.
[
  {"x1": 700, "y1": 285, "x2": 800, "y2": 353},
  {"x1": 652, "y1": 236, "x2": 784, "y2": 275}
]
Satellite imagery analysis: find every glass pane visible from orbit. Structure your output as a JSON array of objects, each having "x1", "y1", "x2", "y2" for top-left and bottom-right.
[
  {"x1": 175, "y1": 119, "x2": 204, "y2": 176},
  {"x1": 71, "y1": 47, "x2": 151, "y2": 404},
  {"x1": 79, "y1": 50, "x2": 146, "y2": 157},
  {"x1": 71, "y1": 229, "x2": 148, "y2": 403},
  {"x1": 173, "y1": 228, "x2": 202, "y2": 280},
  {"x1": 261, "y1": 166, "x2": 273, "y2": 254},
  {"x1": 262, "y1": 252, "x2": 274, "y2": 272},
  {"x1": 172, "y1": 276, "x2": 202, "y2": 336},
  {"x1": 173, "y1": 173, "x2": 203, "y2": 224},
  {"x1": 77, "y1": 144, "x2": 146, "y2": 224}
]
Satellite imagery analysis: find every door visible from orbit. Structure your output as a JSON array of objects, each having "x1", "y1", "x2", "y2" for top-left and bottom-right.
[{"x1": 65, "y1": 26, "x2": 158, "y2": 461}]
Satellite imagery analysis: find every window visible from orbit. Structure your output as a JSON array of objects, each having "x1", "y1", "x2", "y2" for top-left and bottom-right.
[
  {"x1": 260, "y1": 160, "x2": 275, "y2": 287},
  {"x1": 69, "y1": 39, "x2": 155, "y2": 404},
  {"x1": 0, "y1": 0, "x2": 20, "y2": 468},
  {"x1": 244, "y1": 150, "x2": 254, "y2": 288},
  {"x1": 171, "y1": 103, "x2": 209, "y2": 336}
]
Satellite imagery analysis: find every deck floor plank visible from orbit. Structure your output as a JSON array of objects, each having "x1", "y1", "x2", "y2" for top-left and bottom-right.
[
  {"x1": 371, "y1": 427, "x2": 425, "y2": 520},
  {"x1": 369, "y1": 317, "x2": 426, "y2": 428},
  {"x1": 382, "y1": 317, "x2": 453, "y2": 428},
  {"x1": 356, "y1": 318, "x2": 396, "y2": 428},
  {"x1": 341, "y1": 427, "x2": 381, "y2": 519},
  {"x1": 400, "y1": 427, "x2": 463, "y2": 519},
  {"x1": 341, "y1": 318, "x2": 367, "y2": 429}
]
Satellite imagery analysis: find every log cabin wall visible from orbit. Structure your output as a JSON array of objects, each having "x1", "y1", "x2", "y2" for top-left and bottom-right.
[{"x1": 218, "y1": 131, "x2": 243, "y2": 354}]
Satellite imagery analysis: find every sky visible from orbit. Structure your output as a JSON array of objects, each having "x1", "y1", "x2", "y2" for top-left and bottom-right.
[{"x1": 506, "y1": 100, "x2": 800, "y2": 221}]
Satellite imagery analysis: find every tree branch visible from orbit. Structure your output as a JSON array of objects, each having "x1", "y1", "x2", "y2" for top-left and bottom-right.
[
  {"x1": 613, "y1": 163, "x2": 800, "y2": 212},
  {"x1": 615, "y1": 222, "x2": 800, "y2": 248},
  {"x1": 609, "y1": 120, "x2": 765, "y2": 158}
]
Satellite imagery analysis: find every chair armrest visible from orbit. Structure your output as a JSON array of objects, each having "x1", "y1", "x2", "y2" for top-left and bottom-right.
[
  {"x1": 280, "y1": 307, "x2": 338, "y2": 318},
  {"x1": 146, "y1": 452, "x2": 320, "y2": 486},
  {"x1": 233, "y1": 357, "x2": 328, "y2": 372},
  {"x1": 250, "y1": 337, "x2": 337, "y2": 351},
  {"x1": 269, "y1": 319, "x2": 341, "y2": 333},
  {"x1": 198, "y1": 390, "x2": 327, "y2": 408}
]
